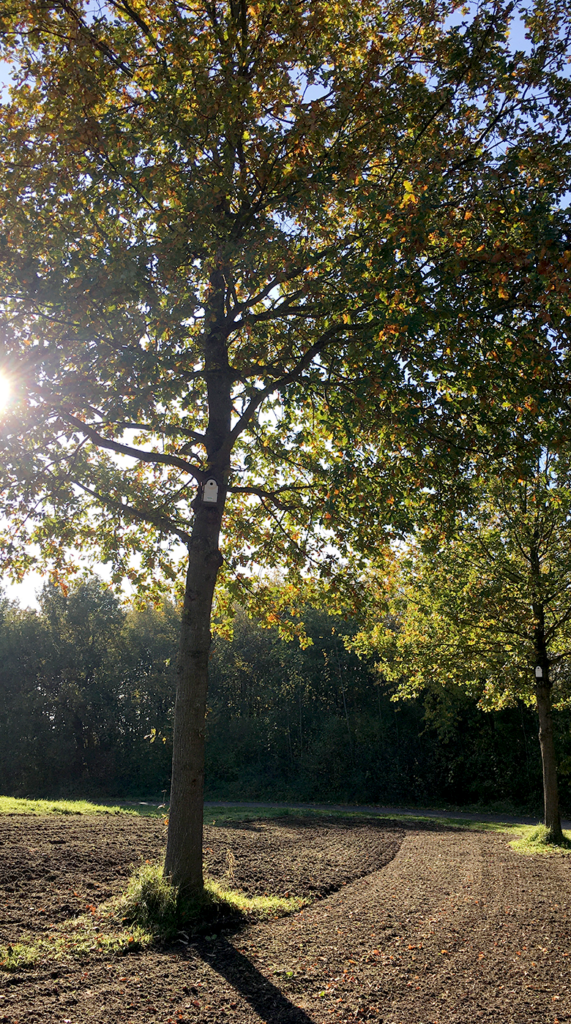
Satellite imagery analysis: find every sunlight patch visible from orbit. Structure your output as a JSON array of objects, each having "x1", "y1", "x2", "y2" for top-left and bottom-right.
[{"x1": 0, "y1": 373, "x2": 10, "y2": 411}]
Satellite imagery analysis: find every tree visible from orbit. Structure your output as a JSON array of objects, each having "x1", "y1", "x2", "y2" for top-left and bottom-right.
[
  {"x1": 0, "y1": 578, "x2": 126, "y2": 792},
  {"x1": 0, "y1": 580, "x2": 180, "y2": 796},
  {"x1": 0, "y1": 592, "x2": 51, "y2": 794},
  {"x1": 2, "y1": 580, "x2": 564, "y2": 805},
  {"x1": 1, "y1": 0, "x2": 570, "y2": 890},
  {"x1": 353, "y1": 451, "x2": 571, "y2": 841},
  {"x1": 39, "y1": 578, "x2": 126, "y2": 781}
]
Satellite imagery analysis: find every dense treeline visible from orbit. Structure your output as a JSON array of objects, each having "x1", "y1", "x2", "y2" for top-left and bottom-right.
[
  {"x1": 1, "y1": 577, "x2": 570, "y2": 814},
  {"x1": 0, "y1": 581, "x2": 178, "y2": 798}
]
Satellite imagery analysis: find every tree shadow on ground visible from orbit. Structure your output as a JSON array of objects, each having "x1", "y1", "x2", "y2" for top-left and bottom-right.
[
  {"x1": 189, "y1": 935, "x2": 316, "y2": 1024},
  {"x1": 212, "y1": 813, "x2": 473, "y2": 835}
]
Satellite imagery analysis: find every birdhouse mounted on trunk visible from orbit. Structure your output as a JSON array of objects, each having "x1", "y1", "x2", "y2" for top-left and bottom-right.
[{"x1": 202, "y1": 478, "x2": 219, "y2": 504}]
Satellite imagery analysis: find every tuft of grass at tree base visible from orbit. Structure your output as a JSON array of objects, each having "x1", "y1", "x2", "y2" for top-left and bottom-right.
[
  {"x1": 122, "y1": 862, "x2": 306, "y2": 940},
  {"x1": 509, "y1": 824, "x2": 571, "y2": 856}
]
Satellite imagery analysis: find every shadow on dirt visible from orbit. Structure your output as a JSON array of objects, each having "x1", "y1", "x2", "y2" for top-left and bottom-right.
[{"x1": 191, "y1": 936, "x2": 315, "y2": 1024}]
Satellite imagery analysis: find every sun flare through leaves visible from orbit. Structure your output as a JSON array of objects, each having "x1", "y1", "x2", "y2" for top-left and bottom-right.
[{"x1": 0, "y1": 374, "x2": 11, "y2": 412}]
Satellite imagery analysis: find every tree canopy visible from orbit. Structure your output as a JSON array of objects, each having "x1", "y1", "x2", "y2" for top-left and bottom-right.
[
  {"x1": 1, "y1": 0, "x2": 570, "y2": 588},
  {"x1": 352, "y1": 449, "x2": 571, "y2": 838}
]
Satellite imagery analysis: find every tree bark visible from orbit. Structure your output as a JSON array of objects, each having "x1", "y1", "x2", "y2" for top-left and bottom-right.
[
  {"x1": 164, "y1": 501, "x2": 223, "y2": 892},
  {"x1": 535, "y1": 677, "x2": 563, "y2": 843},
  {"x1": 164, "y1": 271, "x2": 232, "y2": 892}
]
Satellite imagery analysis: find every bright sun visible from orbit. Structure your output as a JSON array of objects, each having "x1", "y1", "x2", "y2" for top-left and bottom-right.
[{"x1": 0, "y1": 374, "x2": 11, "y2": 411}]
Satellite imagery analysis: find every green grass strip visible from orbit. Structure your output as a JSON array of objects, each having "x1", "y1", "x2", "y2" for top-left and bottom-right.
[
  {"x1": 204, "y1": 878, "x2": 305, "y2": 917},
  {"x1": 204, "y1": 803, "x2": 529, "y2": 834},
  {"x1": 509, "y1": 824, "x2": 571, "y2": 856},
  {"x1": 0, "y1": 796, "x2": 166, "y2": 817},
  {"x1": 1, "y1": 795, "x2": 555, "y2": 837}
]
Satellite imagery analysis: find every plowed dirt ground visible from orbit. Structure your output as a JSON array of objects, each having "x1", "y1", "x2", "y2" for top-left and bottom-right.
[{"x1": 1, "y1": 813, "x2": 570, "y2": 1024}]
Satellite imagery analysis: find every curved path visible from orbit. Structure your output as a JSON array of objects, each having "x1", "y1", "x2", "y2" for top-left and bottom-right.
[
  {"x1": 3, "y1": 818, "x2": 570, "y2": 1024},
  {"x1": 239, "y1": 827, "x2": 571, "y2": 1023}
]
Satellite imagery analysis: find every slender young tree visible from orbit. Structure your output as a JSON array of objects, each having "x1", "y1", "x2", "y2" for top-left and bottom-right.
[
  {"x1": 0, "y1": 0, "x2": 570, "y2": 888},
  {"x1": 353, "y1": 452, "x2": 571, "y2": 841}
]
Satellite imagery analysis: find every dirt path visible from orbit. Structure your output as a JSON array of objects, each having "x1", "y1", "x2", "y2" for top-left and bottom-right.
[
  {"x1": 249, "y1": 829, "x2": 571, "y2": 1023},
  {"x1": 1, "y1": 816, "x2": 570, "y2": 1024}
]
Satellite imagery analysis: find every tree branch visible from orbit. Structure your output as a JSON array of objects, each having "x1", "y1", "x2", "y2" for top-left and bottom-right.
[
  {"x1": 71, "y1": 478, "x2": 192, "y2": 547},
  {"x1": 61, "y1": 413, "x2": 204, "y2": 481},
  {"x1": 228, "y1": 482, "x2": 309, "y2": 510},
  {"x1": 111, "y1": 421, "x2": 206, "y2": 444},
  {"x1": 52, "y1": 0, "x2": 132, "y2": 76},
  {"x1": 227, "y1": 320, "x2": 372, "y2": 451}
]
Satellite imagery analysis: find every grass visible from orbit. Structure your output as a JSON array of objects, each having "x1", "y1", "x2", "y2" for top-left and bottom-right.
[
  {"x1": 508, "y1": 823, "x2": 571, "y2": 856},
  {"x1": 205, "y1": 805, "x2": 301, "y2": 825},
  {"x1": 122, "y1": 862, "x2": 306, "y2": 939},
  {"x1": 204, "y1": 802, "x2": 530, "y2": 835},
  {"x1": 0, "y1": 796, "x2": 166, "y2": 817},
  {"x1": 0, "y1": 794, "x2": 548, "y2": 834},
  {"x1": 4, "y1": 795, "x2": 567, "y2": 836},
  {"x1": 205, "y1": 879, "x2": 305, "y2": 917},
  {"x1": 0, "y1": 860, "x2": 307, "y2": 973},
  {"x1": 8, "y1": 792, "x2": 571, "y2": 858},
  {"x1": 121, "y1": 862, "x2": 179, "y2": 935},
  {"x1": 0, "y1": 905, "x2": 153, "y2": 972}
]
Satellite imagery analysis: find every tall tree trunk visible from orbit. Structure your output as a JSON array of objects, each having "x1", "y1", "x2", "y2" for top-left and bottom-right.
[
  {"x1": 164, "y1": 271, "x2": 232, "y2": 892},
  {"x1": 72, "y1": 711, "x2": 85, "y2": 781},
  {"x1": 164, "y1": 501, "x2": 223, "y2": 891},
  {"x1": 535, "y1": 677, "x2": 563, "y2": 843}
]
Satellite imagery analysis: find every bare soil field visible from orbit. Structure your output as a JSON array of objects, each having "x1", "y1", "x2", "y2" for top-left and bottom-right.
[{"x1": 0, "y1": 813, "x2": 570, "y2": 1024}]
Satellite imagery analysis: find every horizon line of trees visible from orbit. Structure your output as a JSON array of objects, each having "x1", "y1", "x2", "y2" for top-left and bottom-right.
[{"x1": 2, "y1": 576, "x2": 570, "y2": 815}]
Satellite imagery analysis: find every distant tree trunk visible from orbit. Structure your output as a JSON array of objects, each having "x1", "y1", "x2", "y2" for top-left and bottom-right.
[
  {"x1": 298, "y1": 689, "x2": 303, "y2": 759},
  {"x1": 72, "y1": 711, "x2": 85, "y2": 780},
  {"x1": 286, "y1": 705, "x2": 294, "y2": 765},
  {"x1": 532, "y1": 585, "x2": 563, "y2": 843},
  {"x1": 335, "y1": 643, "x2": 354, "y2": 767},
  {"x1": 535, "y1": 676, "x2": 563, "y2": 843}
]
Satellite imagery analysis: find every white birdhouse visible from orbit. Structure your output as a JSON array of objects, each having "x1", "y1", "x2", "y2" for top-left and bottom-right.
[
  {"x1": 535, "y1": 665, "x2": 543, "y2": 679},
  {"x1": 203, "y1": 478, "x2": 219, "y2": 504}
]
